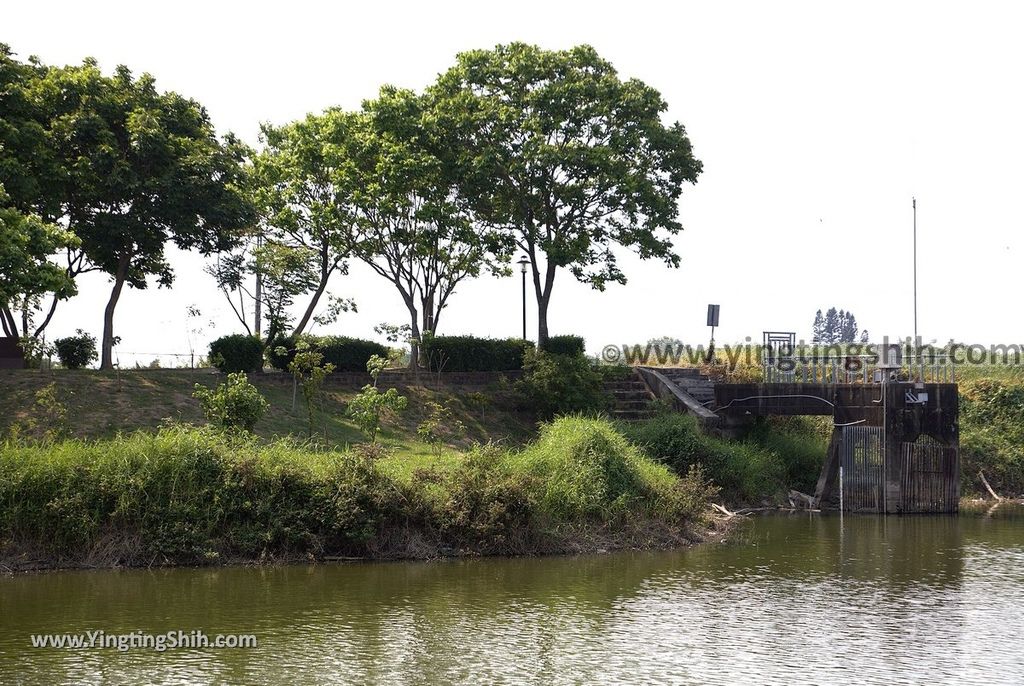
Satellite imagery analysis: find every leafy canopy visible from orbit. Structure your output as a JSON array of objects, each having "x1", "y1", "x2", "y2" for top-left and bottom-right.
[{"x1": 429, "y1": 43, "x2": 703, "y2": 290}]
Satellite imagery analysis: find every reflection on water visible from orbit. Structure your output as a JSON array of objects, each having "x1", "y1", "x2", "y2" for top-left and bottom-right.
[{"x1": 2, "y1": 507, "x2": 1023, "y2": 685}]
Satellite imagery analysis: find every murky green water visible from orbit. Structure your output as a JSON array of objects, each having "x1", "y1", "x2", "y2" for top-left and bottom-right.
[{"x1": 2, "y1": 507, "x2": 1023, "y2": 685}]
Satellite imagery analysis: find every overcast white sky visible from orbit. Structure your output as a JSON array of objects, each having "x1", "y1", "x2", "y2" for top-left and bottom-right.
[{"x1": 6, "y1": 1, "x2": 1023, "y2": 365}]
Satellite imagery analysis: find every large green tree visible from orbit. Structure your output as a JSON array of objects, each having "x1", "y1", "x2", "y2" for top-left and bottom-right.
[
  {"x1": 30, "y1": 58, "x2": 253, "y2": 368},
  {"x1": 251, "y1": 113, "x2": 363, "y2": 338},
  {"x1": 429, "y1": 43, "x2": 702, "y2": 346},
  {"x1": 348, "y1": 88, "x2": 502, "y2": 366}
]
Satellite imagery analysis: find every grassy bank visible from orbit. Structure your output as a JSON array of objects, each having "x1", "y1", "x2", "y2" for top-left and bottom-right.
[
  {"x1": 0, "y1": 417, "x2": 717, "y2": 571},
  {"x1": 0, "y1": 368, "x2": 535, "y2": 456}
]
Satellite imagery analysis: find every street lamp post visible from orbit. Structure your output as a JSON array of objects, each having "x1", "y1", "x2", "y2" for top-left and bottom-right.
[{"x1": 518, "y1": 256, "x2": 529, "y2": 340}]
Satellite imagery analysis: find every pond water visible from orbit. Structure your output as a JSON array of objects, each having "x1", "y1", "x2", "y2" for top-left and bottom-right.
[{"x1": 2, "y1": 507, "x2": 1023, "y2": 685}]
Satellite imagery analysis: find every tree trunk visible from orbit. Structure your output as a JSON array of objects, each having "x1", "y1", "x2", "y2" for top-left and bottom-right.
[
  {"x1": 100, "y1": 255, "x2": 131, "y2": 370},
  {"x1": 408, "y1": 312, "x2": 421, "y2": 370},
  {"x1": 537, "y1": 294, "x2": 550, "y2": 349},
  {"x1": 292, "y1": 272, "x2": 330, "y2": 338},
  {"x1": 419, "y1": 291, "x2": 439, "y2": 369},
  {"x1": 253, "y1": 234, "x2": 263, "y2": 339},
  {"x1": 534, "y1": 261, "x2": 556, "y2": 350},
  {"x1": 1, "y1": 304, "x2": 17, "y2": 338}
]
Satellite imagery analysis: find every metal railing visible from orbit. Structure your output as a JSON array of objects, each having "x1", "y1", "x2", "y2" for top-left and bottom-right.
[{"x1": 763, "y1": 353, "x2": 956, "y2": 384}]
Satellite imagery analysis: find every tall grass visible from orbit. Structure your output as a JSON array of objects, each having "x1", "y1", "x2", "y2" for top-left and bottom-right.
[
  {"x1": 959, "y1": 378, "x2": 1024, "y2": 497},
  {"x1": 511, "y1": 416, "x2": 714, "y2": 521},
  {"x1": 0, "y1": 418, "x2": 714, "y2": 567},
  {"x1": 620, "y1": 412, "x2": 791, "y2": 504}
]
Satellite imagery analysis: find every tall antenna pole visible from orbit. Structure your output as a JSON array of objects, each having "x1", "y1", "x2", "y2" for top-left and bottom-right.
[{"x1": 913, "y1": 197, "x2": 918, "y2": 350}]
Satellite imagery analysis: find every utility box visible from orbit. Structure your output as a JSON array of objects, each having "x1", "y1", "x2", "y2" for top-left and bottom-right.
[{"x1": 874, "y1": 343, "x2": 903, "y2": 383}]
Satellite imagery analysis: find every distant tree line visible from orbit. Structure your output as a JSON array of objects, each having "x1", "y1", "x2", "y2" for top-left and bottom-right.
[
  {"x1": 812, "y1": 307, "x2": 868, "y2": 344},
  {"x1": 1, "y1": 42, "x2": 702, "y2": 368}
]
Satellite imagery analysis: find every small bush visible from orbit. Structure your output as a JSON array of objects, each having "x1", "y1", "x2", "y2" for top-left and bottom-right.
[
  {"x1": 209, "y1": 334, "x2": 263, "y2": 373},
  {"x1": 516, "y1": 350, "x2": 609, "y2": 419},
  {"x1": 511, "y1": 415, "x2": 694, "y2": 521},
  {"x1": 417, "y1": 401, "x2": 466, "y2": 455},
  {"x1": 960, "y1": 379, "x2": 1024, "y2": 496},
  {"x1": 193, "y1": 373, "x2": 269, "y2": 432},
  {"x1": 433, "y1": 444, "x2": 538, "y2": 551},
  {"x1": 54, "y1": 330, "x2": 97, "y2": 369},
  {"x1": 346, "y1": 355, "x2": 408, "y2": 442},
  {"x1": 268, "y1": 335, "x2": 388, "y2": 373},
  {"x1": 542, "y1": 334, "x2": 585, "y2": 356},
  {"x1": 421, "y1": 335, "x2": 533, "y2": 372}
]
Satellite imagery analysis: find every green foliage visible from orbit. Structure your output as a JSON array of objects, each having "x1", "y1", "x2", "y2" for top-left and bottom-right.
[
  {"x1": 288, "y1": 342, "x2": 336, "y2": 440},
  {"x1": 205, "y1": 238, "x2": 324, "y2": 347},
  {"x1": 53, "y1": 329, "x2": 97, "y2": 369},
  {"x1": 430, "y1": 444, "x2": 537, "y2": 551},
  {"x1": 960, "y1": 379, "x2": 1024, "y2": 496},
  {"x1": 417, "y1": 401, "x2": 466, "y2": 455},
  {"x1": 741, "y1": 416, "x2": 829, "y2": 495},
  {"x1": 0, "y1": 416, "x2": 717, "y2": 563},
  {"x1": 595, "y1": 364, "x2": 634, "y2": 382},
  {"x1": 621, "y1": 412, "x2": 788, "y2": 504},
  {"x1": 429, "y1": 43, "x2": 702, "y2": 344},
  {"x1": 208, "y1": 334, "x2": 264, "y2": 373},
  {"x1": 4, "y1": 382, "x2": 69, "y2": 443},
  {"x1": 268, "y1": 335, "x2": 388, "y2": 372},
  {"x1": 542, "y1": 335, "x2": 585, "y2": 356},
  {"x1": 812, "y1": 307, "x2": 862, "y2": 343},
  {"x1": 511, "y1": 416, "x2": 711, "y2": 521},
  {"x1": 420, "y1": 335, "x2": 533, "y2": 372},
  {"x1": 345, "y1": 354, "x2": 407, "y2": 443},
  {"x1": 349, "y1": 90, "x2": 505, "y2": 366},
  {"x1": 516, "y1": 350, "x2": 609, "y2": 419},
  {"x1": 0, "y1": 425, "x2": 394, "y2": 561},
  {"x1": 192, "y1": 373, "x2": 269, "y2": 432},
  {"x1": 15, "y1": 336, "x2": 54, "y2": 370},
  {"x1": 251, "y1": 111, "x2": 363, "y2": 337},
  {"x1": 28, "y1": 57, "x2": 253, "y2": 367},
  {"x1": 0, "y1": 194, "x2": 78, "y2": 337}
]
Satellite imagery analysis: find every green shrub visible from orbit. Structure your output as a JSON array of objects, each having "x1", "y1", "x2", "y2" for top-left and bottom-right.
[
  {"x1": 542, "y1": 334, "x2": 585, "y2": 356},
  {"x1": 621, "y1": 412, "x2": 786, "y2": 503},
  {"x1": 510, "y1": 415, "x2": 699, "y2": 521},
  {"x1": 742, "y1": 416, "x2": 828, "y2": 494},
  {"x1": 516, "y1": 350, "x2": 610, "y2": 419},
  {"x1": 433, "y1": 444, "x2": 538, "y2": 551},
  {"x1": 346, "y1": 355, "x2": 408, "y2": 442},
  {"x1": 960, "y1": 379, "x2": 1024, "y2": 496},
  {"x1": 420, "y1": 335, "x2": 533, "y2": 372},
  {"x1": 209, "y1": 334, "x2": 263, "y2": 373},
  {"x1": 53, "y1": 330, "x2": 97, "y2": 369},
  {"x1": 193, "y1": 373, "x2": 269, "y2": 432},
  {"x1": 0, "y1": 426, "x2": 395, "y2": 561},
  {"x1": 268, "y1": 335, "x2": 388, "y2": 373},
  {"x1": 417, "y1": 401, "x2": 466, "y2": 455}
]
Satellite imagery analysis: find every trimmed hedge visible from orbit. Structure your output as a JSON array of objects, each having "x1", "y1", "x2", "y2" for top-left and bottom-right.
[
  {"x1": 542, "y1": 335, "x2": 586, "y2": 356},
  {"x1": 209, "y1": 334, "x2": 263, "y2": 373},
  {"x1": 421, "y1": 335, "x2": 534, "y2": 372},
  {"x1": 268, "y1": 335, "x2": 388, "y2": 373}
]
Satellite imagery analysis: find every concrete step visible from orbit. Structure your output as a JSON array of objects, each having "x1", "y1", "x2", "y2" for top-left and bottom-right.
[
  {"x1": 614, "y1": 399, "x2": 653, "y2": 410},
  {"x1": 610, "y1": 388, "x2": 652, "y2": 398},
  {"x1": 612, "y1": 409, "x2": 655, "y2": 421},
  {"x1": 661, "y1": 367, "x2": 705, "y2": 376}
]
